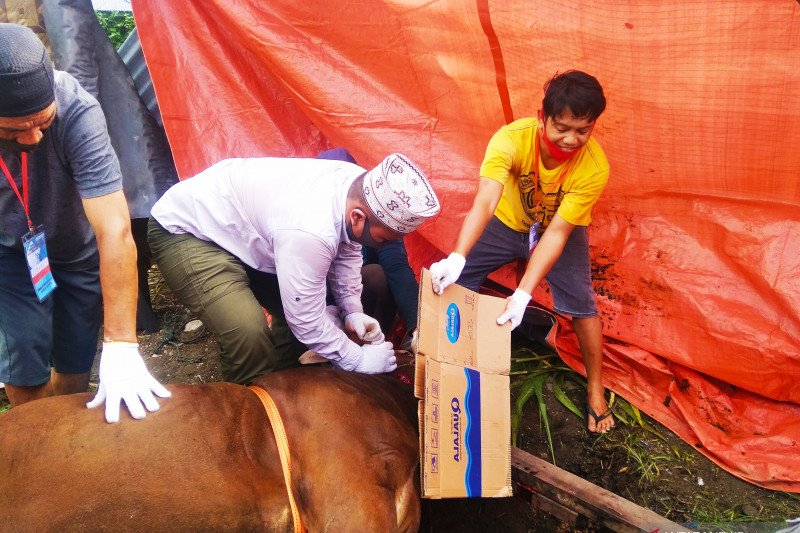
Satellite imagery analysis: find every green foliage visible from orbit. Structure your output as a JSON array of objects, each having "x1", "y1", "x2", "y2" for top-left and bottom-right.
[
  {"x1": 618, "y1": 431, "x2": 675, "y2": 485},
  {"x1": 688, "y1": 491, "x2": 800, "y2": 530},
  {"x1": 0, "y1": 402, "x2": 10, "y2": 414},
  {"x1": 510, "y1": 342, "x2": 687, "y2": 471},
  {"x1": 95, "y1": 11, "x2": 135, "y2": 49},
  {"x1": 611, "y1": 395, "x2": 694, "y2": 461},
  {"x1": 511, "y1": 344, "x2": 585, "y2": 465}
]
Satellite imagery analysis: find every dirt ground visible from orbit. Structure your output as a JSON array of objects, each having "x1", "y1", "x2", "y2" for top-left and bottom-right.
[
  {"x1": 2, "y1": 274, "x2": 797, "y2": 532},
  {"x1": 513, "y1": 370, "x2": 800, "y2": 532}
]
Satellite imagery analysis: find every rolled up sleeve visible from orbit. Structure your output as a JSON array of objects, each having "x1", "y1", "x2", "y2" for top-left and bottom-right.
[
  {"x1": 327, "y1": 241, "x2": 364, "y2": 317},
  {"x1": 273, "y1": 229, "x2": 362, "y2": 365}
]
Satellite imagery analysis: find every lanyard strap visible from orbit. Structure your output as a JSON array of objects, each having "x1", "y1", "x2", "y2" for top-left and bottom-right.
[{"x1": 0, "y1": 152, "x2": 35, "y2": 232}]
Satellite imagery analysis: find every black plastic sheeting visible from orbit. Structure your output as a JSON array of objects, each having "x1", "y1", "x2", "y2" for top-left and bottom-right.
[{"x1": 42, "y1": 0, "x2": 177, "y2": 219}]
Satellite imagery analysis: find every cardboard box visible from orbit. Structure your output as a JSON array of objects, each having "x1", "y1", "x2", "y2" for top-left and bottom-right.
[{"x1": 414, "y1": 268, "x2": 512, "y2": 498}]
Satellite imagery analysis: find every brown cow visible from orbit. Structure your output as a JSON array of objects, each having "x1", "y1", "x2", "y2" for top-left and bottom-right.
[{"x1": 0, "y1": 367, "x2": 420, "y2": 532}]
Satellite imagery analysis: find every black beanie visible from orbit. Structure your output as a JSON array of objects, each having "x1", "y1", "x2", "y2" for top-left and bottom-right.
[{"x1": 0, "y1": 23, "x2": 55, "y2": 118}]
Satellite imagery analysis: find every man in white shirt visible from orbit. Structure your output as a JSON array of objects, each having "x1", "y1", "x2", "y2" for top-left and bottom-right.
[{"x1": 148, "y1": 154, "x2": 440, "y2": 384}]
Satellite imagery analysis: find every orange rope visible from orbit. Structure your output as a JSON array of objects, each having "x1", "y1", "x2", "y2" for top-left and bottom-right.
[{"x1": 248, "y1": 385, "x2": 305, "y2": 533}]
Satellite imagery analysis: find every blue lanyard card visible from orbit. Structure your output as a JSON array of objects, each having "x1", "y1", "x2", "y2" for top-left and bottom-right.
[
  {"x1": 22, "y1": 226, "x2": 57, "y2": 302},
  {"x1": 528, "y1": 221, "x2": 542, "y2": 252}
]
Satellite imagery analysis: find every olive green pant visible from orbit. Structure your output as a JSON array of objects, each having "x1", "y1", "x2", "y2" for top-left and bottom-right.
[{"x1": 147, "y1": 218, "x2": 304, "y2": 384}]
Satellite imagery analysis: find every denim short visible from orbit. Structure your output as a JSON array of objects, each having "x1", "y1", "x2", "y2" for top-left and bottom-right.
[
  {"x1": 0, "y1": 246, "x2": 102, "y2": 386},
  {"x1": 456, "y1": 216, "x2": 598, "y2": 318}
]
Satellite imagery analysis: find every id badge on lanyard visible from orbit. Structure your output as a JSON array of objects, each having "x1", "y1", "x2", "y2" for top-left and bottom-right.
[
  {"x1": 1, "y1": 152, "x2": 58, "y2": 301},
  {"x1": 22, "y1": 226, "x2": 57, "y2": 301},
  {"x1": 528, "y1": 221, "x2": 542, "y2": 251}
]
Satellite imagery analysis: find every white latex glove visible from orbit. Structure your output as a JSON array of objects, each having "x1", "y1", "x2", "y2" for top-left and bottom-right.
[
  {"x1": 325, "y1": 305, "x2": 344, "y2": 330},
  {"x1": 429, "y1": 252, "x2": 466, "y2": 295},
  {"x1": 496, "y1": 289, "x2": 532, "y2": 330},
  {"x1": 86, "y1": 342, "x2": 172, "y2": 423},
  {"x1": 334, "y1": 342, "x2": 397, "y2": 374},
  {"x1": 344, "y1": 312, "x2": 385, "y2": 344}
]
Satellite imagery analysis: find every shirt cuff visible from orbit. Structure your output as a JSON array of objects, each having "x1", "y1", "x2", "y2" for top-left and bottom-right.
[{"x1": 330, "y1": 338, "x2": 364, "y2": 371}]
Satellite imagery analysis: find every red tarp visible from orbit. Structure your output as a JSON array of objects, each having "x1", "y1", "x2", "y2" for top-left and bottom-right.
[{"x1": 132, "y1": 0, "x2": 800, "y2": 491}]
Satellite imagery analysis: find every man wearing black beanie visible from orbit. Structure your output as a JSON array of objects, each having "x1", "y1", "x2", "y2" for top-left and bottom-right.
[{"x1": 0, "y1": 23, "x2": 170, "y2": 422}]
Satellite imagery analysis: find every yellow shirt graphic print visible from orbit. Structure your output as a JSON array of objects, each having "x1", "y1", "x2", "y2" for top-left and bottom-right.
[{"x1": 479, "y1": 117, "x2": 610, "y2": 232}]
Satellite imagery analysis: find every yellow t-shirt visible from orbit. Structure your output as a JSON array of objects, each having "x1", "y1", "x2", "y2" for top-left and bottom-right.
[{"x1": 479, "y1": 117, "x2": 609, "y2": 232}]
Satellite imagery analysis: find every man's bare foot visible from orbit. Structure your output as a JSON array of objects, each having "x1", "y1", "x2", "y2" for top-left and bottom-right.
[{"x1": 586, "y1": 391, "x2": 615, "y2": 433}]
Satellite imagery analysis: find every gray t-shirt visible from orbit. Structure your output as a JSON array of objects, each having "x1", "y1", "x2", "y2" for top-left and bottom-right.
[{"x1": 0, "y1": 70, "x2": 122, "y2": 269}]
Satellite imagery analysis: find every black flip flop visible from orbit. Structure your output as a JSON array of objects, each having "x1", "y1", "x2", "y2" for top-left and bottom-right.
[{"x1": 585, "y1": 403, "x2": 614, "y2": 433}]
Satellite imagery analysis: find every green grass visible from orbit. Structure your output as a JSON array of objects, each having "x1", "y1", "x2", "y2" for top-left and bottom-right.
[
  {"x1": 690, "y1": 494, "x2": 748, "y2": 525},
  {"x1": 688, "y1": 494, "x2": 786, "y2": 532},
  {"x1": 512, "y1": 338, "x2": 700, "y2": 445},
  {"x1": 510, "y1": 340, "x2": 695, "y2": 482},
  {"x1": 617, "y1": 431, "x2": 678, "y2": 485},
  {"x1": 611, "y1": 395, "x2": 695, "y2": 462},
  {"x1": 510, "y1": 341, "x2": 667, "y2": 465},
  {"x1": 688, "y1": 491, "x2": 800, "y2": 531},
  {"x1": 511, "y1": 344, "x2": 585, "y2": 464}
]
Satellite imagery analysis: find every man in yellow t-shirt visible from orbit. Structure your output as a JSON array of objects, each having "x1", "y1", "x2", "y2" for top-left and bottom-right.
[{"x1": 429, "y1": 70, "x2": 614, "y2": 433}]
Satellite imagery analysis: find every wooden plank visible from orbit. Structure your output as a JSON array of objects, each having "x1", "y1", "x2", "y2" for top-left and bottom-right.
[
  {"x1": 512, "y1": 447, "x2": 685, "y2": 533},
  {"x1": 529, "y1": 490, "x2": 579, "y2": 527}
]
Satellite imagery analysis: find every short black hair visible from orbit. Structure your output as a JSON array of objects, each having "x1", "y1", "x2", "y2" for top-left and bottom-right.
[
  {"x1": 542, "y1": 70, "x2": 606, "y2": 122},
  {"x1": 347, "y1": 172, "x2": 367, "y2": 203}
]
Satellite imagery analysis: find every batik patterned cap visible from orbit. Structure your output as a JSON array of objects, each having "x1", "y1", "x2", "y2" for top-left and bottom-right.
[{"x1": 363, "y1": 153, "x2": 440, "y2": 234}]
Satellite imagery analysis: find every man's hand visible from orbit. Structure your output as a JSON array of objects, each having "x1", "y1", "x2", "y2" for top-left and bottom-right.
[
  {"x1": 344, "y1": 312, "x2": 385, "y2": 344},
  {"x1": 496, "y1": 289, "x2": 532, "y2": 330},
  {"x1": 86, "y1": 342, "x2": 172, "y2": 423},
  {"x1": 334, "y1": 342, "x2": 397, "y2": 374},
  {"x1": 429, "y1": 252, "x2": 466, "y2": 295}
]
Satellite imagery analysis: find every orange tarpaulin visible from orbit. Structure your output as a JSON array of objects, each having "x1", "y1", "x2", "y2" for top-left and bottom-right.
[{"x1": 132, "y1": 0, "x2": 800, "y2": 491}]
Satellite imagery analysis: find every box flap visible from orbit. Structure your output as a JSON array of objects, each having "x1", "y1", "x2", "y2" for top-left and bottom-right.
[{"x1": 417, "y1": 269, "x2": 510, "y2": 374}]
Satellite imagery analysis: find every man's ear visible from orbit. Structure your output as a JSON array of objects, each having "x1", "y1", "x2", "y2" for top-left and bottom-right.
[
  {"x1": 352, "y1": 207, "x2": 367, "y2": 221},
  {"x1": 348, "y1": 207, "x2": 367, "y2": 231}
]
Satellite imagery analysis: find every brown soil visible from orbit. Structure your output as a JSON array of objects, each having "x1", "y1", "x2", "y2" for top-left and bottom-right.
[{"x1": 2, "y1": 275, "x2": 797, "y2": 532}]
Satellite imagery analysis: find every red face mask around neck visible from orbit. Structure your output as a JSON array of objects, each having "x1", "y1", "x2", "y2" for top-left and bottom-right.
[{"x1": 538, "y1": 114, "x2": 576, "y2": 164}]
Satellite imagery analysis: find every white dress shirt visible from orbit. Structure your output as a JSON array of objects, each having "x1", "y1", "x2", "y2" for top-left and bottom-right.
[{"x1": 152, "y1": 157, "x2": 366, "y2": 364}]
